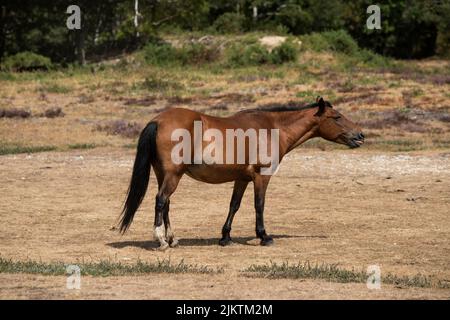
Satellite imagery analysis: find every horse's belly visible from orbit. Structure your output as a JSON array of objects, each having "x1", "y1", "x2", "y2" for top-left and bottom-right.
[{"x1": 185, "y1": 164, "x2": 251, "y2": 184}]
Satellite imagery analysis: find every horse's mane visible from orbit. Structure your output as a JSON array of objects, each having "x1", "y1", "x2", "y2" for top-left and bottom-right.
[{"x1": 239, "y1": 100, "x2": 332, "y2": 113}]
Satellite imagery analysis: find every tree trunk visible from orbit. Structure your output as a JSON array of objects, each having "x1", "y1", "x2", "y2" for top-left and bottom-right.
[
  {"x1": 0, "y1": 6, "x2": 6, "y2": 61},
  {"x1": 134, "y1": 0, "x2": 139, "y2": 38},
  {"x1": 76, "y1": 29, "x2": 86, "y2": 65}
]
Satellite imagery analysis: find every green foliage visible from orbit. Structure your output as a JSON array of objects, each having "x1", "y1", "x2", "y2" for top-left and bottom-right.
[
  {"x1": 227, "y1": 41, "x2": 298, "y2": 67},
  {"x1": 67, "y1": 143, "x2": 97, "y2": 150},
  {"x1": 143, "y1": 41, "x2": 220, "y2": 66},
  {"x1": 302, "y1": 30, "x2": 358, "y2": 55},
  {"x1": 244, "y1": 261, "x2": 449, "y2": 289},
  {"x1": 301, "y1": 30, "x2": 393, "y2": 69},
  {"x1": 143, "y1": 42, "x2": 179, "y2": 66},
  {"x1": 355, "y1": 49, "x2": 392, "y2": 68},
  {"x1": 0, "y1": 144, "x2": 57, "y2": 155},
  {"x1": 275, "y1": 4, "x2": 313, "y2": 35},
  {"x1": 1, "y1": 0, "x2": 449, "y2": 63},
  {"x1": 323, "y1": 30, "x2": 359, "y2": 55},
  {"x1": 131, "y1": 74, "x2": 184, "y2": 94},
  {"x1": 300, "y1": 32, "x2": 330, "y2": 52},
  {"x1": 227, "y1": 44, "x2": 270, "y2": 67},
  {"x1": 0, "y1": 256, "x2": 221, "y2": 276},
  {"x1": 38, "y1": 83, "x2": 71, "y2": 94},
  {"x1": 1, "y1": 51, "x2": 52, "y2": 71},
  {"x1": 178, "y1": 43, "x2": 221, "y2": 65},
  {"x1": 270, "y1": 41, "x2": 298, "y2": 64},
  {"x1": 213, "y1": 12, "x2": 246, "y2": 34},
  {"x1": 436, "y1": 0, "x2": 450, "y2": 56},
  {"x1": 343, "y1": 0, "x2": 450, "y2": 58}
]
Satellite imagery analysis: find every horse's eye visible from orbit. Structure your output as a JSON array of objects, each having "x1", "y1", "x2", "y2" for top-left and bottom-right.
[{"x1": 330, "y1": 115, "x2": 341, "y2": 120}]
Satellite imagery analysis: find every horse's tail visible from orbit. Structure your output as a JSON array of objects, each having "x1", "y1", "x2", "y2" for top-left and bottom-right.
[{"x1": 119, "y1": 121, "x2": 158, "y2": 233}]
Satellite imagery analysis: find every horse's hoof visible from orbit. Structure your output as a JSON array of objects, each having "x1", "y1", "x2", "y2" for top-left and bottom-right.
[
  {"x1": 260, "y1": 237, "x2": 274, "y2": 246},
  {"x1": 156, "y1": 243, "x2": 169, "y2": 251},
  {"x1": 169, "y1": 238, "x2": 179, "y2": 248},
  {"x1": 219, "y1": 238, "x2": 233, "y2": 246}
]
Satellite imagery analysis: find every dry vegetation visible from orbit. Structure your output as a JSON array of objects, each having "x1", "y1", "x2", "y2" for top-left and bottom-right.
[{"x1": 0, "y1": 44, "x2": 449, "y2": 154}]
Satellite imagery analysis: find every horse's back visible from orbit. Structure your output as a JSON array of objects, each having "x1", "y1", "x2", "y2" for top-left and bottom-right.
[
  {"x1": 154, "y1": 107, "x2": 274, "y2": 131},
  {"x1": 150, "y1": 108, "x2": 268, "y2": 182}
]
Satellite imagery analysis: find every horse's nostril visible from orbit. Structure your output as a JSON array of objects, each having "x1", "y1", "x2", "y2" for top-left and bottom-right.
[{"x1": 358, "y1": 133, "x2": 365, "y2": 140}]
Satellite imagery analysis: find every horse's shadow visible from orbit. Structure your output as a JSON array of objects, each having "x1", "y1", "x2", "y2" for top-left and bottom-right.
[{"x1": 107, "y1": 234, "x2": 327, "y2": 250}]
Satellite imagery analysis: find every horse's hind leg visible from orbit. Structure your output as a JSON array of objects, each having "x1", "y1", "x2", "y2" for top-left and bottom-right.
[
  {"x1": 219, "y1": 180, "x2": 248, "y2": 246},
  {"x1": 163, "y1": 199, "x2": 178, "y2": 247},
  {"x1": 154, "y1": 172, "x2": 181, "y2": 251}
]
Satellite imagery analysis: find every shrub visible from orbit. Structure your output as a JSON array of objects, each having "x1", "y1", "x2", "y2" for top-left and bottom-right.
[
  {"x1": 143, "y1": 42, "x2": 178, "y2": 66},
  {"x1": 178, "y1": 43, "x2": 220, "y2": 65},
  {"x1": 95, "y1": 120, "x2": 143, "y2": 138},
  {"x1": 1, "y1": 52, "x2": 52, "y2": 72},
  {"x1": 323, "y1": 30, "x2": 359, "y2": 55},
  {"x1": 356, "y1": 49, "x2": 392, "y2": 68},
  {"x1": 0, "y1": 108, "x2": 31, "y2": 118},
  {"x1": 42, "y1": 107, "x2": 65, "y2": 118},
  {"x1": 213, "y1": 13, "x2": 246, "y2": 34},
  {"x1": 436, "y1": 1, "x2": 450, "y2": 57},
  {"x1": 270, "y1": 41, "x2": 298, "y2": 64},
  {"x1": 133, "y1": 74, "x2": 184, "y2": 92},
  {"x1": 227, "y1": 44, "x2": 270, "y2": 67},
  {"x1": 301, "y1": 30, "x2": 359, "y2": 55},
  {"x1": 143, "y1": 41, "x2": 220, "y2": 66}
]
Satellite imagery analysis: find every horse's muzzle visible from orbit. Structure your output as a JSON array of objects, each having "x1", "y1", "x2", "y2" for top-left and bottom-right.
[{"x1": 346, "y1": 132, "x2": 364, "y2": 148}]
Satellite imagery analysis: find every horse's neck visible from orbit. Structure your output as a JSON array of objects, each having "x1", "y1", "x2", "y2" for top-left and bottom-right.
[{"x1": 272, "y1": 110, "x2": 318, "y2": 154}]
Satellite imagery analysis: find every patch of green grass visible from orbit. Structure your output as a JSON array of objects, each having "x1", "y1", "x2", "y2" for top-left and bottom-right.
[
  {"x1": 123, "y1": 143, "x2": 137, "y2": 149},
  {"x1": 338, "y1": 78, "x2": 355, "y2": 92},
  {"x1": 388, "y1": 81, "x2": 401, "y2": 88},
  {"x1": 132, "y1": 74, "x2": 184, "y2": 94},
  {"x1": 358, "y1": 74, "x2": 382, "y2": 86},
  {"x1": 0, "y1": 257, "x2": 221, "y2": 277},
  {"x1": 296, "y1": 90, "x2": 318, "y2": 99},
  {"x1": 296, "y1": 89, "x2": 336, "y2": 102},
  {"x1": 432, "y1": 139, "x2": 450, "y2": 149},
  {"x1": 0, "y1": 144, "x2": 57, "y2": 155},
  {"x1": 243, "y1": 261, "x2": 449, "y2": 289},
  {"x1": 411, "y1": 88, "x2": 424, "y2": 97},
  {"x1": 38, "y1": 82, "x2": 72, "y2": 94},
  {"x1": 0, "y1": 72, "x2": 16, "y2": 81},
  {"x1": 68, "y1": 143, "x2": 97, "y2": 150},
  {"x1": 375, "y1": 139, "x2": 424, "y2": 152}
]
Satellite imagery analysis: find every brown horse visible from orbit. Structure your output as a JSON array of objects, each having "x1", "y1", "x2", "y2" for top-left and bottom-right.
[{"x1": 118, "y1": 97, "x2": 364, "y2": 250}]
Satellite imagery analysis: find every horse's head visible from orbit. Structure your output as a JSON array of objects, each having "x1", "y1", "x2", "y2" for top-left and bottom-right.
[{"x1": 314, "y1": 97, "x2": 364, "y2": 148}]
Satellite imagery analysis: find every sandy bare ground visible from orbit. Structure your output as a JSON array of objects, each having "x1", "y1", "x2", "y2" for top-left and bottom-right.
[{"x1": 0, "y1": 148, "x2": 449, "y2": 299}]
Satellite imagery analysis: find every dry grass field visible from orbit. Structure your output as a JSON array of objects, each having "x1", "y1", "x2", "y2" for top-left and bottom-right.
[{"x1": 0, "y1": 38, "x2": 449, "y2": 299}]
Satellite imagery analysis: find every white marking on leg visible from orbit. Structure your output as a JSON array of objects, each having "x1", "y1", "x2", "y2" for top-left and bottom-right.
[
  {"x1": 165, "y1": 225, "x2": 179, "y2": 247},
  {"x1": 154, "y1": 224, "x2": 166, "y2": 241},
  {"x1": 154, "y1": 225, "x2": 169, "y2": 250},
  {"x1": 165, "y1": 225, "x2": 173, "y2": 239}
]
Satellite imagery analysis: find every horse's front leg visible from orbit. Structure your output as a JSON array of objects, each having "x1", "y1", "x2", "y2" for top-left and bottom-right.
[
  {"x1": 253, "y1": 174, "x2": 273, "y2": 246},
  {"x1": 219, "y1": 180, "x2": 249, "y2": 246}
]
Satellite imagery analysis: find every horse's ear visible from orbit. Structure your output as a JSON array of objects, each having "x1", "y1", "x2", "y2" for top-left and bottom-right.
[{"x1": 314, "y1": 96, "x2": 326, "y2": 116}]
